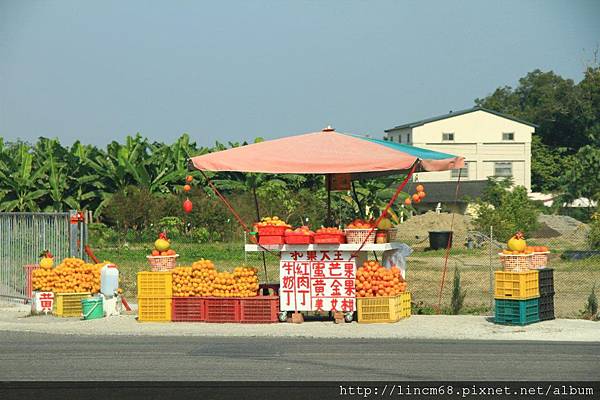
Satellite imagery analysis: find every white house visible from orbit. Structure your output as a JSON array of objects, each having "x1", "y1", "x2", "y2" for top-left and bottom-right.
[{"x1": 384, "y1": 106, "x2": 536, "y2": 191}]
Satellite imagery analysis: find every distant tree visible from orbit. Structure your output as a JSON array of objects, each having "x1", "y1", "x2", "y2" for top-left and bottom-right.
[
  {"x1": 561, "y1": 145, "x2": 600, "y2": 205},
  {"x1": 475, "y1": 66, "x2": 600, "y2": 193}
]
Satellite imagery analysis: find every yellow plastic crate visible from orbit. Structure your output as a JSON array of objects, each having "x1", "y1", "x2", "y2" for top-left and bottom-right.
[
  {"x1": 53, "y1": 292, "x2": 91, "y2": 317},
  {"x1": 137, "y1": 272, "x2": 172, "y2": 298},
  {"x1": 357, "y1": 292, "x2": 411, "y2": 323},
  {"x1": 396, "y1": 292, "x2": 412, "y2": 319},
  {"x1": 494, "y1": 270, "x2": 539, "y2": 300},
  {"x1": 138, "y1": 297, "x2": 172, "y2": 322}
]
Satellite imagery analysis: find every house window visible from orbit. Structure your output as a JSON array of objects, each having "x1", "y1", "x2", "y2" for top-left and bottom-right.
[
  {"x1": 451, "y1": 162, "x2": 468, "y2": 178},
  {"x1": 442, "y1": 132, "x2": 454, "y2": 141},
  {"x1": 407, "y1": 133, "x2": 411, "y2": 144},
  {"x1": 494, "y1": 162, "x2": 512, "y2": 177},
  {"x1": 502, "y1": 132, "x2": 515, "y2": 141},
  {"x1": 398, "y1": 134, "x2": 403, "y2": 144}
]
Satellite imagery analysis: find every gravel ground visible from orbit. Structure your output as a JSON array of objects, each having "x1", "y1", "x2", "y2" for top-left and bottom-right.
[{"x1": 1, "y1": 303, "x2": 598, "y2": 342}]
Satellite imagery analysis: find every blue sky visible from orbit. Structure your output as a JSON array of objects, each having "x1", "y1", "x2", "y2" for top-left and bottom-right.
[{"x1": 1, "y1": 0, "x2": 599, "y2": 147}]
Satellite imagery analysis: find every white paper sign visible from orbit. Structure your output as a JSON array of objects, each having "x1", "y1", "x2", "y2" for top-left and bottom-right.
[{"x1": 280, "y1": 249, "x2": 356, "y2": 312}]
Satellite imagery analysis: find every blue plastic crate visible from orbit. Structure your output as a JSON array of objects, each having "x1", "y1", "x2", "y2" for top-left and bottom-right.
[{"x1": 495, "y1": 298, "x2": 540, "y2": 326}]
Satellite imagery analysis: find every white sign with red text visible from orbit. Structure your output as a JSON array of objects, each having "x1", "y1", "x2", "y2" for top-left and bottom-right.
[
  {"x1": 279, "y1": 249, "x2": 355, "y2": 312},
  {"x1": 32, "y1": 291, "x2": 54, "y2": 314}
]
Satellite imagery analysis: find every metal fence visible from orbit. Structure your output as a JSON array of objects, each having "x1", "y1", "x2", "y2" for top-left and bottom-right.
[{"x1": 0, "y1": 211, "x2": 88, "y2": 301}]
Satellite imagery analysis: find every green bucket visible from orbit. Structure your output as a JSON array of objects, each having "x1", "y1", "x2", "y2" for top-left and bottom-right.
[{"x1": 81, "y1": 297, "x2": 104, "y2": 320}]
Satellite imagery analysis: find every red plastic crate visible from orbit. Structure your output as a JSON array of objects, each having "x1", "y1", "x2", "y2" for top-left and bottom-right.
[
  {"x1": 172, "y1": 297, "x2": 206, "y2": 322},
  {"x1": 258, "y1": 235, "x2": 286, "y2": 245},
  {"x1": 205, "y1": 298, "x2": 241, "y2": 323},
  {"x1": 284, "y1": 234, "x2": 313, "y2": 244},
  {"x1": 240, "y1": 296, "x2": 280, "y2": 323},
  {"x1": 314, "y1": 233, "x2": 346, "y2": 244},
  {"x1": 257, "y1": 226, "x2": 289, "y2": 236}
]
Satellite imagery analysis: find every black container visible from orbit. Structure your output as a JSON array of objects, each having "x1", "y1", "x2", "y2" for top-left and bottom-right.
[
  {"x1": 539, "y1": 293, "x2": 555, "y2": 321},
  {"x1": 538, "y1": 268, "x2": 554, "y2": 296},
  {"x1": 428, "y1": 231, "x2": 453, "y2": 250}
]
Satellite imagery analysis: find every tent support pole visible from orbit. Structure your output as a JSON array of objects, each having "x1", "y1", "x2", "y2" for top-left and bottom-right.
[
  {"x1": 252, "y1": 185, "x2": 270, "y2": 293},
  {"x1": 326, "y1": 175, "x2": 332, "y2": 226}
]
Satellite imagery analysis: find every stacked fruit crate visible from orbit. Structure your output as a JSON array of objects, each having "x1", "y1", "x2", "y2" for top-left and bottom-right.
[
  {"x1": 494, "y1": 270, "x2": 540, "y2": 325},
  {"x1": 538, "y1": 268, "x2": 555, "y2": 321},
  {"x1": 137, "y1": 272, "x2": 172, "y2": 322}
]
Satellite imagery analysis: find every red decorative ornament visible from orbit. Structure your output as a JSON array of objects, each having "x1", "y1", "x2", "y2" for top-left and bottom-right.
[
  {"x1": 186, "y1": 175, "x2": 193, "y2": 183},
  {"x1": 183, "y1": 198, "x2": 193, "y2": 213},
  {"x1": 183, "y1": 184, "x2": 191, "y2": 192}
]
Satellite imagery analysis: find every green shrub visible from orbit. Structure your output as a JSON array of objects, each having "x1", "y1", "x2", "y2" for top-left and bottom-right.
[
  {"x1": 588, "y1": 213, "x2": 600, "y2": 250},
  {"x1": 450, "y1": 266, "x2": 467, "y2": 314},
  {"x1": 88, "y1": 222, "x2": 119, "y2": 247},
  {"x1": 580, "y1": 284, "x2": 598, "y2": 321}
]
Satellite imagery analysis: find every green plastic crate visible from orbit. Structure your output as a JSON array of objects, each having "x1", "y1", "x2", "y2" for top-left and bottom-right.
[{"x1": 495, "y1": 298, "x2": 540, "y2": 326}]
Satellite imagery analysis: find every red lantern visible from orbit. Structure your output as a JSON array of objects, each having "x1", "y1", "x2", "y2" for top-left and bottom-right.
[
  {"x1": 186, "y1": 175, "x2": 193, "y2": 183},
  {"x1": 183, "y1": 198, "x2": 193, "y2": 213},
  {"x1": 183, "y1": 184, "x2": 191, "y2": 192}
]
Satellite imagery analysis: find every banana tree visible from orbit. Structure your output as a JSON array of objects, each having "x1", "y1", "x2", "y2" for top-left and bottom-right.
[
  {"x1": 341, "y1": 177, "x2": 413, "y2": 224},
  {"x1": 0, "y1": 143, "x2": 48, "y2": 211}
]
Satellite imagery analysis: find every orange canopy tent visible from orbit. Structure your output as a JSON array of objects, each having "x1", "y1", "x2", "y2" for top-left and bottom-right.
[{"x1": 190, "y1": 127, "x2": 464, "y2": 178}]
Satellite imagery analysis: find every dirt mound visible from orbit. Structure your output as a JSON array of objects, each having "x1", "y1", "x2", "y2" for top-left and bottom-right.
[
  {"x1": 530, "y1": 222, "x2": 562, "y2": 239},
  {"x1": 397, "y1": 211, "x2": 472, "y2": 240},
  {"x1": 537, "y1": 214, "x2": 588, "y2": 236}
]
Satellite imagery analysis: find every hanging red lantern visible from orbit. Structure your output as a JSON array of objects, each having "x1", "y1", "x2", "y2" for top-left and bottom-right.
[
  {"x1": 186, "y1": 175, "x2": 193, "y2": 183},
  {"x1": 183, "y1": 184, "x2": 191, "y2": 192},
  {"x1": 183, "y1": 198, "x2": 193, "y2": 213}
]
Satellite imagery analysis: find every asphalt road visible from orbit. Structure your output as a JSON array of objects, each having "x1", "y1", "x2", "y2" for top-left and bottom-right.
[{"x1": 0, "y1": 332, "x2": 598, "y2": 381}]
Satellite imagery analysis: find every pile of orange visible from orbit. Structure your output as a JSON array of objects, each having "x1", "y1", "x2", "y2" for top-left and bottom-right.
[
  {"x1": 171, "y1": 259, "x2": 259, "y2": 298},
  {"x1": 355, "y1": 260, "x2": 407, "y2": 298},
  {"x1": 346, "y1": 219, "x2": 375, "y2": 229},
  {"x1": 501, "y1": 246, "x2": 549, "y2": 255},
  {"x1": 32, "y1": 257, "x2": 104, "y2": 293}
]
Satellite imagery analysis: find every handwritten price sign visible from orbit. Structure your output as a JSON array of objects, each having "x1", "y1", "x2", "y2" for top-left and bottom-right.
[{"x1": 280, "y1": 250, "x2": 355, "y2": 312}]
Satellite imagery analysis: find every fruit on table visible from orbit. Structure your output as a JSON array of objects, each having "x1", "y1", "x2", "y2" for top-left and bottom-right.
[
  {"x1": 172, "y1": 259, "x2": 259, "y2": 298},
  {"x1": 316, "y1": 227, "x2": 344, "y2": 235},
  {"x1": 256, "y1": 216, "x2": 289, "y2": 227},
  {"x1": 355, "y1": 261, "x2": 407, "y2": 298},
  {"x1": 286, "y1": 226, "x2": 314, "y2": 235},
  {"x1": 346, "y1": 219, "x2": 375, "y2": 229},
  {"x1": 39, "y1": 250, "x2": 54, "y2": 269},
  {"x1": 507, "y1": 231, "x2": 527, "y2": 252},
  {"x1": 154, "y1": 232, "x2": 171, "y2": 252},
  {"x1": 32, "y1": 257, "x2": 106, "y2": 293}
]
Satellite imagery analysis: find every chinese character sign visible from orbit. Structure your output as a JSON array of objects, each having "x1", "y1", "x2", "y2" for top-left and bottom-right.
[
  {"x1": 280, "y1": 250, "x2": 355, "y2": 312},
  {"x1": 34, "y1": 291, "x2": 54, "y2": 314}
]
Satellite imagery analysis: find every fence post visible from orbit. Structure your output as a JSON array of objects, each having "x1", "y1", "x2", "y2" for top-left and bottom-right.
[{"x1": 489, "y1": 225, "x2": 494, "y2": 312}]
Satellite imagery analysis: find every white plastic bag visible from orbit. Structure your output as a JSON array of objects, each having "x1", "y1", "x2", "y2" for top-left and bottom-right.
[{"x1": 382, "y1": 244, "x2": 413, "y2": 280}]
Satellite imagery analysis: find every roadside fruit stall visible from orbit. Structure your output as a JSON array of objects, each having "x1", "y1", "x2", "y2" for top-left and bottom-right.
[
  {"x1": 182, "y1": 126, "x2": 465, "y2": 324},
  {"x1": 31, "y1": 253, "x2": 123, "y2": 319}
]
